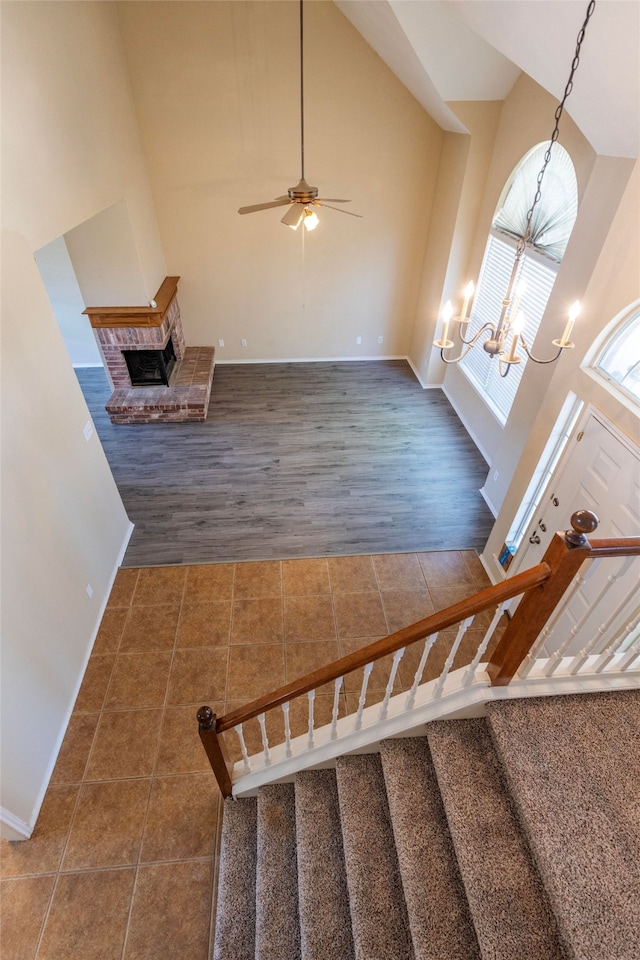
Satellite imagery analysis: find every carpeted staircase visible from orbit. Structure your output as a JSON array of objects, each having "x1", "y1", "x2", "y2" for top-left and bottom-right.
[{"x1": 213, "y1": 690, "x2": 640, "y2": 960}]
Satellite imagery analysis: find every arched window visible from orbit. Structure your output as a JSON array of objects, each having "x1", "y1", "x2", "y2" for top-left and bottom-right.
[
  {"x1": 591, "y1": 306, "x2": 640, "y2": 405},
  {"x1": 460, "y1": 143, "x2": 578, "y2": 423}
]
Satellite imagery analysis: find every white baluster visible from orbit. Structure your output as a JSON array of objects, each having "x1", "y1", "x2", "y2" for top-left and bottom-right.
[
  {"x1": 282, "y1": 701, "x2": 292, "y2": 758},
  {"x1": 433, "y1": 617, "x2": 474, "y2": 698},
  {"x1": 404, "y1": 634, "x2": 438, "y2": 711},
  {"x1": 378, "y1": 648, "x2": 405, "y2": 721},
  {"x1": 257, "y1": 712, "x2": 271, "y2": 766},
  {"x1": 543, "y1": 560, "x2": 598, "y2": 675},
  {"x1": 354, "y1": 662, "x2": 374, "y2": 730},
  {"x1": 331, "y1": 676, "x2": 344, "y2": 740},
  {"x1": 235, "y1": 724, "x2": 251, "y2": 774},
  {"x1": 463, "y1": 604, "x2": 506, "y2": 686},
  {"x1": 617, "y1": 639, "x2": 640, "y2": 672},
  {"x1": 517, "y1": 651, "x2": 536, "y2": 679},
  {"x1": 569, "y1": 566, "x2": 639, "y2": 675},
  {"x1": 307, "y1": 689, "x2": 316, "y2": 749},
  {"x1": 594, "y1": 609, "x2": 640, "y2": 673}
]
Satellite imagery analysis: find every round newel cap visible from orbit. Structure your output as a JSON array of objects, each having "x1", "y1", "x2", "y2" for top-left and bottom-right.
[
  {"x1": 565, "y1": 509, "x2": 599, "y2": 547},
  {"x1": 197, "y1": 705, "x2": 215, "y2": 730}
]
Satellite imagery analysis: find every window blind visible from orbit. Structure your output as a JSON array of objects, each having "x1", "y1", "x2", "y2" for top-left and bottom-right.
[{"x1": 459, "y1": 233, "x2": 557, "y2": 423}]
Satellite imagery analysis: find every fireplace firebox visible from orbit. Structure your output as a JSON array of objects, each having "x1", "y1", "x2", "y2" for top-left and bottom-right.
[{"x1": 123, "y1": 337, "x2": 176, "y2": 387}]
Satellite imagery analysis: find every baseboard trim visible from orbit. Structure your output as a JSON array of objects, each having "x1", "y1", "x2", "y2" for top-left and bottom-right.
[
  {"x1": 0, "y1": 806, "x2": 32, "y2": 841},
  {"x1": 442, "y1": 383, "x2": 492, "y2": 466},
  {"x1": 480, "y1": 484, "x2": 499, "y2": 518},
  {"x1": 214, "y1": 355, "x2": 408, "y2": 365}
]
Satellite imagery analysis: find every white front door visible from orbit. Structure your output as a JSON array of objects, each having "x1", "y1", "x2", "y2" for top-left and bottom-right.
[{"x1": 512, "y1": 407, "x2": 640, "y2": 656}]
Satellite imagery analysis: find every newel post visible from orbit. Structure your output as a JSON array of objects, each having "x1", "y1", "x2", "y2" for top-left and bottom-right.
[
  {"x1": 487, "y1": 510, "x2": 599, "y2": 686},
  {"x1": 197, "y1": 706, "x2": 233, "y2": 798}
]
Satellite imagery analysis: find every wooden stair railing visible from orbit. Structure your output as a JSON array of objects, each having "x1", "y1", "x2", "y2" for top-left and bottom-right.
[{"x1": 198, "y1": 511, "x2": 640, "y2": 797}]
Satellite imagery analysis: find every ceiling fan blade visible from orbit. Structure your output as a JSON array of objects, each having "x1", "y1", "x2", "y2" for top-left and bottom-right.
[
  {"x1": 316, "y1": 202, "x2": 363, "y2": 218},
  {"x1": 281, "y1": 203, "x2": 304, "y2": 227},
  {"x1": 315, "y1": 198, "x2": 351, "y2": 203},
  {"x1": 238, "y1": 199, "x2": 292, "y2": 215}
]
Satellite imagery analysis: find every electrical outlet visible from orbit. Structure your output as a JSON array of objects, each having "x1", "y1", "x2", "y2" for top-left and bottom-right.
[
  {"x1": 377, "y1": 336, "x2": 384, "y2": 344},
  {"x1": 356, "y1": 336, "x2": 362, "y2": 345},
  {"x1": 241, "y1": 339, "x2": 247, "y2": 347},
  {"x1": 86, "y1": 583, "x2": 94, "y2": 599},
  {"x1": 83, "y1": 420, "x2": 93, "y2": 442},
  {"x1": 218, "y1": 339, "x2": 225, "y2": 348}
]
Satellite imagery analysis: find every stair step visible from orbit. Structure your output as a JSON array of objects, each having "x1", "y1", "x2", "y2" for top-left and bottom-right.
[
  {"x1": 380, "y1": 738, "x2": 481, "y2": 960},
  {"x1": 488, "y1": 691, "x2": 640, "y2": 960},
  {"x1": 336, "y1": 753, "x2": 415, "y2": 960},
  {"x1": 295, "y1": 769, "x2": 355, "y2": 960},
  {"x1": 213, "y1": 797, "x2": 257, "y2": 960},
  {"x1": 255, "y1": 783, "x2": 301, "y2": 960},
  {"x1": 427, "y1": 718, "x2": 568, "y2": 960}
]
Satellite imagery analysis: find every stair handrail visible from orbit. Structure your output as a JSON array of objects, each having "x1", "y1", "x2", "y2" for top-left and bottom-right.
[{"x1": 198, "y1": 511, "x2": 640, "y2": 796}]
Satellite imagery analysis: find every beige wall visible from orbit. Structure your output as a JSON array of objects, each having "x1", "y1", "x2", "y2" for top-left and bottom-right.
[
  {"x1": 116, "y1": 0, "x2": 442, "y2": 360},
  {"x1": 0, "y1": 1, "x2": 165, "y2": 836}
]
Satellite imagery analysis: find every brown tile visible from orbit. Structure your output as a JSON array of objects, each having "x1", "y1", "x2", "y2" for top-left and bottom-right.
[
  {"x1": 427, "y1": 583, "x2": 496, "y2": 631},
  {"x1": 177, "y1": 601, "x2": 232, "y2": 647},
  {"x1": 50, "y1": 714, "x2": 98, "y2": 784},
  {"x1": 231, "y1": 598, "x2": 283, "y2": 644},
  {"x1": 0, "y1": 785, "x2": 79, "y2": 878},
  {"x1": 140, "y1": 774, "x2": 218, "y2": 863},
  {"x1": 227, "y1": 644, "x2": 285, "y2": 701},
  {"x1": 120, "y1": 604, "x2": 181, "y2": 653},
  {"x1": 380, "y1": 589, "x2": 435, "y2": 633},
  {"x1": 93, "y1": 608, "x2": 128, "y2": 655},
  {"x1": 61, "y1": 779, "x2": 151, "y2": 870},
  {"x1": 184, "y1": 563, "x2": 235, "y2": 601},
  {"x1": 284, "y1": 596, "x2": 336, "y2": 642},
  {"x1": 333, "y1": 593, "x2": 388, "y2": 639},
  {"x1": 156, "y1": 702, "x2": 224, "y2": 775},
  {"x1": 37, "y1": 868, "x2": 135, "y2": 960},
  {"x1": 0, "y1": 875, "x2": 54, "y2": 960},
  {"x1": 285, "y1": 640, "x2": 340, "y2": 696},
  {"x1": 104, "y1": 652, "x2": 172, "y2": 710},
  {"x1": 166, "y1": 648, "x2": 229, "y2": 705},
  {"x1": 463, "y1": 551, "x2": 492, "y2": 588},
  {"x1": 73, "y1": 655, "x2": 115, "y2": 713},
  {"x1": 132, "y1": 566, "x2": 187, "y2": 605},
  {"x1": 233, "y1": 560, "x2": 282, "y2": 598},
  {"x1": 85, "y1": 709, "x2": 162, "y2": 781},
  {"x1": 282, "y1": 558, "x2": 330, "y2": 596},
  {"x1": 124, "y1": 860, "x2": 213, "y2": 960},
  {"x1": 373, "y1": 553, "x2": 426, "y2": 591},
  {"x1": 107, "y1": 568, "x2": 139, "y2": 608},
  {"x1": 328, "y1": 555, "x2": 377, "y2": 593}
]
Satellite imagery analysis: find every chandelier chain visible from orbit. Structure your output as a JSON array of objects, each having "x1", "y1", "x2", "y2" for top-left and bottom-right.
[{"x1": 518, "y1": 0, "x2": 596, "y2": 258}]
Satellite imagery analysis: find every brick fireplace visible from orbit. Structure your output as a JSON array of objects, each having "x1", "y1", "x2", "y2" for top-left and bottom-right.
[{"x1": 84, "y1": 276, "x2": 215, "y2": 424}]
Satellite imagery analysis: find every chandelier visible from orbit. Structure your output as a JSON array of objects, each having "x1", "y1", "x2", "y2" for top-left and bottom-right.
[{"x1": 434, "y1": 0, "x2": 596, "y2": 377}]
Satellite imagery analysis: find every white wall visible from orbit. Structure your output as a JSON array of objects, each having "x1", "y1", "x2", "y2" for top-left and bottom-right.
[
  {"x1": 0, "y1": 0, "x2": 166, "y2": 836},
  {"x1": 116, "y1": 0, "x2": 443, "y2": 361},
  {"x1": 34, "y1": 236, "x2": 103, "y2": 367}
]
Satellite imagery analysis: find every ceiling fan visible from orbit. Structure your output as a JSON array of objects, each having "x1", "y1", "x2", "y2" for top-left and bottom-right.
[{"x1": 238, "y1": 0, "x2": 361, "y2": 231}]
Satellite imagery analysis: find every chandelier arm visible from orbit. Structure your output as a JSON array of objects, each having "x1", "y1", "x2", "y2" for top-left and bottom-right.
[
  {"x1": 519, "y1": 335, "x2": 565, "y2": 365},
  {"x1": 438, "y1": 345, "x2": 476, "y2": 365},
  {"x1": 458, "y1": 322, "x2": 496, "y2": 348}
]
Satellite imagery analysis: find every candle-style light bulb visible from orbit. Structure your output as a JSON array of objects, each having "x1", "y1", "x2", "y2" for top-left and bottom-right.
[
  {"x1": 507, "y1": 311, "x2": 525, "y2": 361},
  {"x1": 441, "y1": 300, "x2": 453, "y2": 345},
  {"x1": 509, "y1": 280, "x2": 526, "y2": 326},
  {"x1": 460, "y1": 282, "x2": 474, "y2": 322},
  {"x1": 560, "y1": 300, "x2": 580, "y2": 346}
]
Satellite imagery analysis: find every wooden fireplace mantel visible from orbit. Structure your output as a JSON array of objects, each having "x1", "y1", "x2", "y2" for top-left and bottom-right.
[{"x1": 83, "y1": 276, "x2": 181, "y2": 329}]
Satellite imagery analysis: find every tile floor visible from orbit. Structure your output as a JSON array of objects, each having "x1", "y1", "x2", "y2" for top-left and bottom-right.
[{"x1": 1, "y1": 551, "x2": 502, "y2": 960}]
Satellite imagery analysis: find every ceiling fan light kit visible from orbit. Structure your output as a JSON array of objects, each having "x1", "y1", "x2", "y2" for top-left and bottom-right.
[{"x1": 238, "y1": 0, "x2": 361, "y2": 231}]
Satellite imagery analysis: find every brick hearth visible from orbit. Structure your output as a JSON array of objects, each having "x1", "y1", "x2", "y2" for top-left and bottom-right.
[{"x1": 84, "y1": 277, "x2": 215, "y2": 424}]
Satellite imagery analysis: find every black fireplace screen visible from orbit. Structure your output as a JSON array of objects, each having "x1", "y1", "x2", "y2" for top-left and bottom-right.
[{"x1": 123, "y1": 338, "x2": 176, "y2": 387}]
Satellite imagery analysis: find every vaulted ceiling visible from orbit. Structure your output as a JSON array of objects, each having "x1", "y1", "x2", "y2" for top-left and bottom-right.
[{"x1": 335, "y1": 1, "x2": 639, "y2": 158}]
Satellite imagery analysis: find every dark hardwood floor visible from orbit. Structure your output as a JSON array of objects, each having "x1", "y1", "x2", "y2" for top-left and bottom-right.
[{"x1": 75, "y1": 361, "x2": 494, "y2": 567}]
